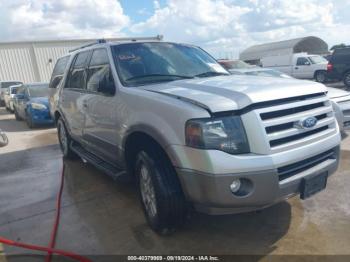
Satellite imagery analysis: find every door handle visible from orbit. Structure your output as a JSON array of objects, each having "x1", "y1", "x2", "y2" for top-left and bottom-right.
[{"x1": 295, "y1": 67, "x2": 298, "y2": 70}]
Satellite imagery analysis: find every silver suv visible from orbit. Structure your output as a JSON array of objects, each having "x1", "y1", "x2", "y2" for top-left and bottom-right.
[{"x1": 53, "y1": 38, "x2": 341, "y2": 234}]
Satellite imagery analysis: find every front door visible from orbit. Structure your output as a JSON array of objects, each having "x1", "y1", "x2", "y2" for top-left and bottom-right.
[
  {"x1": 293, "y1": 57, "x2": 312, "y2": 79},
  {"x1": 82, "y1": 48, "x2": 120, "y2": 164}
]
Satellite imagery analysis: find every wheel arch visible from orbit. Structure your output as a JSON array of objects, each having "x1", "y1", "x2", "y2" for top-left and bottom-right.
[{"x1": 123, "y1": 126, "x2": 178, "y2": 176}]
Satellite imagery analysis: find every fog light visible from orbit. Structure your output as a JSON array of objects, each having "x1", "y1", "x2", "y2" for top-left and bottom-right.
[{"x1": 230, "y1": 179, "x2": 241, "y2": 193}]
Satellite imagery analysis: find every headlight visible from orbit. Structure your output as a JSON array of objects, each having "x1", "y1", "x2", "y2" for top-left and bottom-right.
[
  {"x1": 31, "y1": 103, "x2": 47, "y2": 110},
  {"x1": 185, "y1": 115, "x2": 250, "y2": 154}
]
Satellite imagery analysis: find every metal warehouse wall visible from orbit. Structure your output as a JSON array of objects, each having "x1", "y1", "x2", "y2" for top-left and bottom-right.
[{"x1": 0, "y1": 39, "x2": 115, "y2": 83}]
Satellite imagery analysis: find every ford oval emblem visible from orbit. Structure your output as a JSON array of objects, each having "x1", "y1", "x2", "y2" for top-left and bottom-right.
[{"x1": 295, "y1": 116, "x2": 318, "y2": 129}]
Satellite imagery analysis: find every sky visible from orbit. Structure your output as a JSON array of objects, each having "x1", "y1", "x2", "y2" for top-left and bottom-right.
[{"x1": 0, "y1": 0, "x2": 349, "y2": 58}]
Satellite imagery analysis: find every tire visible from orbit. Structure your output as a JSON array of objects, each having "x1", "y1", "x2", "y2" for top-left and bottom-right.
[
  {"x1": 344, "y1": 71, "x2": 350, "y2": 88},
  {"x1": 135, "y1": 146, "x2": 187, "y2": 235},
  {"x1": 57, "y1": 117, "x2": 77, "y2": 159},
  {"x1": 26, "y1": 113, "x2": 35, "y2": 129},
  {"x1": 315, "y1": 71, "x2": 327, "y2": 83},
  {"x1": 14, "y1": 108, "x2": 22, "y2": 121}
]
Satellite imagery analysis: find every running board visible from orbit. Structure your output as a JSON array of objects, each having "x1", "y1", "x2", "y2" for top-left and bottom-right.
[{"x1": 70, "y1": 142, "x2": 126, "y2": 179}]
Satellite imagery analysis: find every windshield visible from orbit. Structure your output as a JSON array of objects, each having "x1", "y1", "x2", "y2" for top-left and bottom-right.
[
  {"x1": 309, "y1": 56, "x2": 327, "y2": 64},
  {"x1": 112, "y1": 42, "x2": 229, "y2": 86},
  {"x1": 2, "y1": 82, "x2": 22, "y2": 89},
  {"x1": 220, "y1": 60, "x2": 252, "y2": 70},
  {"x1": 27, "y1": 84, "x2": 49, "y2": 98}
]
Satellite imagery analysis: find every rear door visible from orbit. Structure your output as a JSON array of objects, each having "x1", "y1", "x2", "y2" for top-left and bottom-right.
[
  {"x1": 49, "y1": 55, "x2": 70, "y2": 118},
  {"x1": 82, "y1": 48, "x2": 119, "y2": 163},
  {"x1": 60, "y1": 51, "x2": 91, "y2": 140}
]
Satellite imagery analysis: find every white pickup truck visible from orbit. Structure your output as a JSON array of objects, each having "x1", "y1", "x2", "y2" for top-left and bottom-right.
[{"x1": 261, "y1": 53, "x2": 328, "y2": 83}]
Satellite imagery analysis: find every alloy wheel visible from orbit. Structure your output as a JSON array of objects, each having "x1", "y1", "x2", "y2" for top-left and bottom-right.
[{"x1": 139, "y1": 164, "x2": 157, "y2": 218}]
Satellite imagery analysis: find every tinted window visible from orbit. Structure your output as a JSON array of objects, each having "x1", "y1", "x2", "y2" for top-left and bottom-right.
[
  {"x1": 65, "y1": 51, "x2": 90, "y2": 89},
  {"x1": 86, "y1": 49, "x2": 115, "y2": 95},
  {"x1": 49, "y1": 56, "x2": 70, "y2": 89},
  {"x1": 296, "y1": 57, "x2": 310, "y2": 66}
]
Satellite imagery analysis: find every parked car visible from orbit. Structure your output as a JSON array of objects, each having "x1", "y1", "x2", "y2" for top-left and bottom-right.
[
  {"x1": 326, "y1": 47, "x2": 350, "y2": 87},
  {"x1": 4, "y1": 84, "x2": 22, "y2": 112},
  {"x1": 224, "y1": 67, "x2": 291, "y2": 78},
  {"x1": 49, "y1": 54, "x2": 71, "y2": 119},
  {"x1": 0, "y1": 81, "x2": 22, "y2": 106},
  {"x1": 53, "y1": 40, "x2": 340, "y2": 234},
  {"x1": 13, "y1": 83, "x2": 54, "y2": 128},
  {"x1": 217, "y1": 59, "x2": 253, "y2": 70},
  {"x1": 261, "y1": 53, "x2": 328, "y2": 83},
  {"x1": 328, "y1": 87, "x2": 350, "y2": 132}
]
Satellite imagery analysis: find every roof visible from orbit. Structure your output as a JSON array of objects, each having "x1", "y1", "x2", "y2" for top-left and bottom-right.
[{"x1": 240, "y1": 36, "x2": 328, "y2": 61}]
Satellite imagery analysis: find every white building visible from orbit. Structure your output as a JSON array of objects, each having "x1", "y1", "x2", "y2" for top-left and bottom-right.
[
  {"x1": 239, "y1": 36, "x2": 329, "y2": 65},
  {"x1": 0, "y1": 38, "x2": 124, "y2": 83}
]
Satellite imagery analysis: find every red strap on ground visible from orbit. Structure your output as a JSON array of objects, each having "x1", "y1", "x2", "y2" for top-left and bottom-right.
[{"x1": 0, "y1": 163, "x2": 92, "y2": 262}]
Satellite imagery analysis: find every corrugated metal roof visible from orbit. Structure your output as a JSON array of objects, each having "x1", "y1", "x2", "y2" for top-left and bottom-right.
[{"x1": 240, "y1": 36, "x2": 328, "y2": 61}]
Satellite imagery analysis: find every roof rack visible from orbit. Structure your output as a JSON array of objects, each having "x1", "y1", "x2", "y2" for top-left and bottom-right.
[{"x1": 69, "y1": 35, "x2": 163, "y2": 53}]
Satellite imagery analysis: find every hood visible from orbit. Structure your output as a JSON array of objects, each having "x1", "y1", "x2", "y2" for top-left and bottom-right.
[
  {"x1": 142, "y1": 75, "x2": 327, "y2": 113},
  {"x1": 29, "y1": 97, "x2": 49, "y2": 106},
  {"x1": 327, "y1": 87, "x2": 350, "y2": 99}
]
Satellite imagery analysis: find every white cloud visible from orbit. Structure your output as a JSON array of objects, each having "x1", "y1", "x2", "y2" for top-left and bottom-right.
[
  {"x1": 0, "y1": 0, "x2": 130, "y2": 40},
  {"x1": 131, "y1": 0, "x2": 350, "y2": 58}
]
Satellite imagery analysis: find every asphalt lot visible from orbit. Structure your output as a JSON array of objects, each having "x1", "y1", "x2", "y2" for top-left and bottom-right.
[{"x1": 0, "y1": 98, "x2": 350, "y2": 261}]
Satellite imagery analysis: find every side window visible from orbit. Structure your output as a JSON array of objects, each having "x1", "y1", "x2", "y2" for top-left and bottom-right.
[
  {"x1": 296, "y1": 57, "x2": 310, "y2": 66},
  {"x1": 86, "y1": 49, "x2": 115, "y2": 95},
  {"x1": 65, "y1": 51, "x2": 91, "y2": 89},
  {"x1": 49, "y1": 56, "x2": 70, "y2": 89}
]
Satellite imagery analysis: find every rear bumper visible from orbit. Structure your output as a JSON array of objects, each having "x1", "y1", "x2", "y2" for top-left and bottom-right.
[{"x1": 175, "y1": 145, "x2": 340, "y2": 215}]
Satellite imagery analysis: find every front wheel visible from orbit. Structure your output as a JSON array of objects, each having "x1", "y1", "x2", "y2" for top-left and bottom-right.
[
  {"x1": 135, "y1": 147, "x2": 187, "y2": 235},
  {"x1": 344, "y1": 71, "x2": 350, "y2": 88},
  {"x1": 315, "y1": 71, "x2": 327, "y2": 83},
  {"x1": 57, "y1": 118, "x2": 77, "y2": 159},
  {"x1": 14, "y1": 108, "x2": 21, "y2": 121},
  {"x1": 26, "y1": 113, "x2": 35, "y2": 129}
]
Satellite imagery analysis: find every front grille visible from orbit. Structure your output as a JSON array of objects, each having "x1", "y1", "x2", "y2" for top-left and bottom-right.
[
  {"x1": 256, "y1": 93, "x2": 336, "y2": 151},
  {"x1": 277, "y1": 148, "x2": 336, "y2": 181}
]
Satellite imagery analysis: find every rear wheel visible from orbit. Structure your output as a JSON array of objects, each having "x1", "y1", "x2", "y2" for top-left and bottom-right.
[
  {"x1": 315, "y1": 71, "x2": 327, "y2": 83},
  {"x1": 57, "y1": 118, "x2": 77, "y2": 159},
  {"x1": 344, "y1": 71, "x2": 350, "y2": 88},
  {"x1": 135, "y1": 146, "x2": 187, "y2": 235}
]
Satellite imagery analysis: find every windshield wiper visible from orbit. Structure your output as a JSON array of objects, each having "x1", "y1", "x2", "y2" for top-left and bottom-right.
[
  {"x1": 125, "y1": 74, "x2": 194, "y2": 82},
  {"x1": 194, "y1": 71, "x2": 229, "y2": 78}
]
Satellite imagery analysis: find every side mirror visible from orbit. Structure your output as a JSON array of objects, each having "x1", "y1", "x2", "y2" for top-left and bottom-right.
[
  {"x1": 98, "y1": 82, "x2": 116, "y2": 96},
  {"x1": 304, "y1": 61, "x2": 311, "y2": 66}
]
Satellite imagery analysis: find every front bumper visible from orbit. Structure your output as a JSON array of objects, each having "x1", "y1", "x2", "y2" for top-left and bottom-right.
[
  {"x1": 30, "y1": 109, "x2": 54, "y2": 125},
  {"x1": 169, "y1": 132, "x2": 340, "y2": 215},
  {"x1": 177, "y1": 147, "x2": 339, "y2": 215}
]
